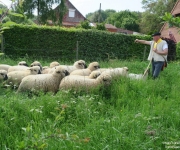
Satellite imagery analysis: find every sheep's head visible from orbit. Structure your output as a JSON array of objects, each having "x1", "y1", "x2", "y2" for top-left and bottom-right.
[
  {"x1": 30, "y1": 61, "x2": 42, "y2": 71},
  {"x1": 0, "y1": 70, "x2": 8, "y2": 81},
  {"x1": 18, "y1": 61, "x2": 28, "y2": 67},
  {"x1": 97, "y1": 74, "x2": 112, "y2": 86},
  {"x1": 29, "y1": 66, "x2": 41, "y2": 74},
  {"x1": 88, "y1": 62, "x2": 100, "y2": 71},
  {"x1": 74, "y1": 60, "x2": 86, "y2": 69},
  {"x1": 54, "y1": 66, "x2": 70, "y2": 77},
  {"x1": 89, "y1": 70, "x2": 101, "y2": 79},
  {"x1": 50, "y1": 61, "x2": 60, "y2": 68}
]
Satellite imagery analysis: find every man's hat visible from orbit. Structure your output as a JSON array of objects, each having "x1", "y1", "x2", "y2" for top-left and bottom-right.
[{"x1": 152, "y1": 32, "x2": 161, "y2": 37}]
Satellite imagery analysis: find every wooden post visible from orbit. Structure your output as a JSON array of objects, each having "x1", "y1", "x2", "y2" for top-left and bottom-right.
[
  {"x1": 143, "y1": 46, "x2": 147, "y2": 61},
  {"x1": 76, "y1": 41, "x2": 79, "y2": 60}
]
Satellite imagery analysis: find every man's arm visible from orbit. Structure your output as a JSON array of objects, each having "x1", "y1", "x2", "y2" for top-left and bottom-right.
[
  {"x1": 134, "y1": 39, "x2": 150, "y2": 45},
  {"x1": 153, "y1": 48, "x2": 168, "y2": 55}
]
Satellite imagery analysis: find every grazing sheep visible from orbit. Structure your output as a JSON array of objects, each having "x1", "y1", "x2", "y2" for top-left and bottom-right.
[
  {"x1": 50, "y1": 61, "x2": 60, "y2": 68},
  {"x1": 6, "y1": 66, "x2": 41, "y2": 87},
  {"x1": 0, "y1": 69, "x2": 8, "y2": 82},
  {"x1": 70, "y1": 62, "x2": 100, "y2": 76},
  {"x1": 30, "y1": 61, "x2": 43, "y2": 71},
  {"x1": 18, "y1": 61, "x2": 28, "y2": 66},
  {"x1": 100, "y1": 67, "x2": 129, "y2": 78},
  {"x1": 0, "y1": 64, "x2": 11, "y2": 72},
  {"x1": 128, "y1": 68, "x2": 150, "y2": 80},
  {"x1": 59, "y1": 73, "x2": 112, "y2": 92},
  {"x1": 17, "y1": 66, "x2": 69, "y2": 94}
]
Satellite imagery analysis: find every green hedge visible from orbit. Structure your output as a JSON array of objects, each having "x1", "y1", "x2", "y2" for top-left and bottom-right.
[{"x1": 1, "y1": 25, "x2": 175, "y2": 61}]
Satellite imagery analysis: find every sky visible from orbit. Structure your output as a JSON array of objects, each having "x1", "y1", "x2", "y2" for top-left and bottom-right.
[{"x1": 0, "y1": 0, "x2": 144, "y2": 17}]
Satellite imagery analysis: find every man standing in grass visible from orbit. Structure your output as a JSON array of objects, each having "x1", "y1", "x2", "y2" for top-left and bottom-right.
[{"x1": 135, "y1": 32, "x2": 168, "y2": 79}]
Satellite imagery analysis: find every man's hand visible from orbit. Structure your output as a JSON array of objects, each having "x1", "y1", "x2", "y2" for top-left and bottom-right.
[{"x1": 134, "y1": 39, "x2": 139, "y2": 43}]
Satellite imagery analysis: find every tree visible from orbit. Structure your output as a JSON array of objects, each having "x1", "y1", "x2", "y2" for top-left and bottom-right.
[
  {"x1": 140, "y1": 0, "x2": 178, "y2": 34},
  {"x1": 18, "y1": 0, "x2": 66, "y2": 25},
  {"x1": 162, "y1": 12, "x2": 180, "y2": 28},
  {"x1": 106, "y1": 10, "x2": 141, "y2": 32}
]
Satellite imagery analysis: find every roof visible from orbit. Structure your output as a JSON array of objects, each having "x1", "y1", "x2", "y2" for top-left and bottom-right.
[
  {"x1": 171, "y1": 0, "x2": 180, "y2": 15},
  {"x1": 92, "y1": 23, "x2": 117, "y2": 29}
]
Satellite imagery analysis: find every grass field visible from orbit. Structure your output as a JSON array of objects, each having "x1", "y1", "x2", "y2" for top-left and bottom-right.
[{"x1": 1, "y1": 56, "x2": 180, "y2": 150}]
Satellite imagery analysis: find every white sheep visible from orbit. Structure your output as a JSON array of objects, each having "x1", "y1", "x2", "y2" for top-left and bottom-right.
[
  {"x1": 50, "y1": 61, "x2": 60, "y2": 68},
  {"x1": 99, "y1": 67, "x2": 129, "y2": 78},
  {"x1": 17, "y1": 66, "x2": 69, "y2": 94},
  {"x1": 128, "y1": 68, "x2": 150, "y2": 80},
  {"x1": 0, "y1": 69, "x2": 8, "y2": 82},
  {"x1": 42, "y1": 66, "x2": 51, "y2": 74},
  {"x1": 30, "y1": 61, "x2": 43, "y2": 71},
  {"x1": 59, "y1": 73, "x2": 112, "y2": 92},
  {"x1": 18, "y1": 61, "x2": 28, "y2": 66},
  {"x1": 6, "y1": 66, "x2": 41, "y2": 87},
  {"x1": 0, "y1": 64, "x2": 11, "y2": 72},
  {"x1": 70, "y1": 62, "x2": 100, "y2": 76},
  {"x1": 8, "y1": 65, "x2": 29, "y2": 73}
]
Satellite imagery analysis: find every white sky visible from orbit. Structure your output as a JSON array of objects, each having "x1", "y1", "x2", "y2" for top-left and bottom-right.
[{"x1": 0, "y1": 0, "x2": 144, "y2": 17}]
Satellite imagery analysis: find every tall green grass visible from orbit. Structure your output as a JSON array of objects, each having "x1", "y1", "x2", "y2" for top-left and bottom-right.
[{"x1": 1, "y1": 57, "x2": 180, "y2": 150}]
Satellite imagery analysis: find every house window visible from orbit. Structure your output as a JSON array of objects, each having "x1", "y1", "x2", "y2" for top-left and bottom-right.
[{"x1": 69, "y1": 9, "x2": 75, "y2": 17}]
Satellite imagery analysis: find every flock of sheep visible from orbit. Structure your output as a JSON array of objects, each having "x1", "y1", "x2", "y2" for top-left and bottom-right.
[{"x1": 0, "y1": 60, "x2": 149, "y2": 94}]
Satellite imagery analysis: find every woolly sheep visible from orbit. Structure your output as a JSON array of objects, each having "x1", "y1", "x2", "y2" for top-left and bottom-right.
[
  {"x1": 100, "y1": 67, "x2": 129, "y2": 78},
  {"x1": 18, "y1": 61, "x2": 29, "y2": 66},
  {"x1": 57, "y1": 60, "x2": 86, "y2": 74},
  {"x1": 6, "y1": 66, "x2": 41, "y2": 87},
  {"x1": 50, "y1": 61, "x2": 60, "y2": 68},
  {"x1": 0, "y1": 69, "x2": 8, "y2": 82},
  {"x1": 17, "y1": 66, "x2": 69, "y2": 94},
  {"x1": 8, "y1": 65, "x2": 29, "y2": 73},
  {"x1": 30, "y1": 61, "x2": 43, "y2": 71},
  {"x1": 59, "y1": 73, "x2": 112, "y2": 92},
  {"x1": 0, "y1": 64, "x2": 11, "y2": 72},
  {"x1": 70, "y1": 62, "x2": 100, "y2": 76},
  {"x1": 42, "y1": 66, "x2": 51, "y2": 74},
  {"x1": 128, "y1": 68, "x2": 150, "y2": 80}
]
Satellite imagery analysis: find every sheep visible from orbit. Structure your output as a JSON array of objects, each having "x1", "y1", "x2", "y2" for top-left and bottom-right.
[
  {"x1": 42, "y1": 66, "x2": 51, "y2": 74},
  {"x1": 98, "y1": 67, "x2": 129, "y2": 79},
  {"x1": 128, "y1": 68, "x2": 150, "y2": 80},
  {"x1": 59, "y1": 73, "x2": 112, "y2": 92},
  {"x1": 50, "y1": 61, "x2": 60, "y2": 68},
  {"x1": 18, "y1": 61, "x2": 28, "y2": 66},
  {"x1": 8, "y1": 65, "x2": 29, "y2": 73},
  {"x1": 0, "y1": 69, "x2": 8, "y2": 82},
  {"x1": 0, "y1": 64, "x2": 11, "y2": 72},
  {"x1": 70, "y1": 62, "x2": 100, "y2": 76},
  {"x1": 17, "y1": 66, "x2": 69, "y2": 94},
  {"x1": 6, "y1": 66, "x2": 41, "y2": 87},
  {"x1": 48, "y1": 60, "x2": 86, "y2": 74},
  {"x1": 30, "y1": 61, "x2": 43, "y2": 71}
]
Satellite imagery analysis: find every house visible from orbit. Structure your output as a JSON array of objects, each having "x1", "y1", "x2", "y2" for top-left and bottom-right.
[
  {"x1": 160, "y1": 0, "x2": 180, "y2": 43},
  {"x1": 50, "y1": 0, "x2": 86, "y2": 27},
  {"x1": 91, "y1": 23, "x2": 118, "y2": 32}
]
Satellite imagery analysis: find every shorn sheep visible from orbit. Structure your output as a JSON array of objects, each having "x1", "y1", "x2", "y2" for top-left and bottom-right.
[
  {"x1": 0, "y1": 69, "x2": 8, "y2": 82},
  {"x1": 59, "y1": 73, "x2": 112, "y2": 92},
  {"x1": 6, "y1": 66, "x2": 41, "y2": 87},
  {"x1": 70, "y1": 62, "x2": 100, "y2": 76},
  {"x1": 17, "y1": 66, "x2": 69, "y2": 94}
]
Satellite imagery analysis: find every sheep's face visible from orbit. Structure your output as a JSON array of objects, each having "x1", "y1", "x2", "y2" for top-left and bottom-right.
[
  {"x1": 0, "y1": 70, "x2": 8, "y2": 81},
  {"x1": 29, "y1": 66, "x2": 41, "y2": 74},
  {"x1": 88, "y1": 62, "x2": 100, "y2": 71},
  {"x1": 50, "y1": 61, "x2": 60, "y2": 68},
  {"x1": 18, "y1": 61, "x2": 28, "y2": 67},
  {"x1": 54, "y1": 66, "x2": 70, "y2": 77},
  {"x1": 98, "y1": 74, "x2": 112, "y2": 86},
  {"x1": 75, "y1": 60, "x2": 86, "y2": 69},
  {"x1": 31, "y1": 61, "x2": 42, "y2": 70},
  {"x1": 89, "y1": 70, "x2": 101, "y2": 79}
]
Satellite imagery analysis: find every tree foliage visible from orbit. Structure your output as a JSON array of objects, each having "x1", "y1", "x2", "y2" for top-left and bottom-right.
[{"x1": 140, "y1": 0, "x2": 178, "y2": 34}]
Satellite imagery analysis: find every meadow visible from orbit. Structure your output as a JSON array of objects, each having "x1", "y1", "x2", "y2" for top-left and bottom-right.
[{"x1": 1, "y1": 56, "x2": 180, "y2": 150}]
